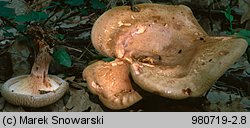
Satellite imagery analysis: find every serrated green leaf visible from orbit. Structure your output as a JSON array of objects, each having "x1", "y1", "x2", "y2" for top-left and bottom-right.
[
  {"x1": 53, "y1": 48, "x2": 72, "y2": 67},
  {"x1": 90, "y1": 0, "x2": 105, "y2": 9},
  {"x1": 0, "y1": 7, "x2": 15, "y2": 18},
  {"x1": 0, "y1": 1, "x2": 9, "y2": 6},
  {"x1": 64, "y1": 0, "x2": 84, "y2": 6}
]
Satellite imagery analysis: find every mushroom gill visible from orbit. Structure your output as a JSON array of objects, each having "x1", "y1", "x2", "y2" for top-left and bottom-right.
[
  {"x1": 1, "y1": 37, "x2": 68, "y2": 108},
  {"x1": 86, "y1": 3, "x2": 248, "y2": 109}
]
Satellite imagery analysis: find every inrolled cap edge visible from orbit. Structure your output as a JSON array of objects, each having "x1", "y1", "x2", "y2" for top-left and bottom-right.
[{"x1": 1, "y1": 75, "x2": 69, "y2": 108}]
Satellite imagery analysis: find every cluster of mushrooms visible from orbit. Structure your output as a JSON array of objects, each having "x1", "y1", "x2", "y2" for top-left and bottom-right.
[
  {"x1": 1, "y1": 3, "x2": 248, "y2": 109},
  {"x1": 83, "y1": 3, "x2": 248, "y2": 109}
]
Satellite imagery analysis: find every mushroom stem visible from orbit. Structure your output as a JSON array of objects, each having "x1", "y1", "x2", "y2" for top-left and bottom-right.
[
  {"x1": 9, "y1": 39, "x2": 59, "y2": 95},
  {"x1": 27, "y1": 39, "x2": 57, "y2": 94},
  {"x1": 30, "y1": 44, "x2": 51, "y2": 87}
]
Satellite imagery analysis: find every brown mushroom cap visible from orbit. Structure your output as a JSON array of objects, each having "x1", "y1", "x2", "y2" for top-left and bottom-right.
[
  {"x1": 1, "y1": 75, "x2": 68, "y2": 107},
  {"x1": 91, "y1": 3, "x2": 248, "y2": 100},
  {"x1": 83, "y1": 59, "x2": 142, "y2": 110}
]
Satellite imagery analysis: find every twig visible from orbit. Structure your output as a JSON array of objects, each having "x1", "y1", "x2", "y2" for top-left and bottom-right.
[
  {"x1": 78, "y1": 43, "x2": 93, "y2": 59},
  {"x1": 0, "y1": 17, "x2": 27, "y2": 37},
  {"x1": 30, "y1": 0, "x2": 51, "y2": 10},
  {"x1": 64, "y1": 46, "x2": 82, "y2": 53},
  {"x1": 42, "y1": 6, "x2": 61, "y2": 25},
  {"x1": 54, "y1": 11, "x2": 81, "y2": 24}
]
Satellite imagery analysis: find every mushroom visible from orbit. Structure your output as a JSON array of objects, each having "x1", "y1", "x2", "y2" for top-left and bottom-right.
[
  {"x1": 84, "y1": 3, "x2": 248, "y2": 109},
  {"x1": 83, "y1": 59, "x2": 142, "y2": 110},
  {"x1": 130, "y1": 37, "x2": 247, "y2": 99},
  {"x1": 1, "y1": 39, "x2": 68, "y2": 108}
]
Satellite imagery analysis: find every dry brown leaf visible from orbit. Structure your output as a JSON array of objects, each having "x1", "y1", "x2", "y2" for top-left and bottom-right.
[
  {"x1": 0, "y1": 97, "x2": 5, "y2": 111},
  {"x1": 3, "y1": 103, "x2": 25, "y2": 112},
  {"x1": 65, "y1": 88, "x2": 103, "y2": 112},
  {"x1": 204, "y1": 88, "x2": 248, "y2": 112},
  {"x1": 50, "y1": 99, "x2": 66, "y2": 112},
  {"x1": 8, "y1": 41, "x2": 31, "y2": 76},
  {"x1": 65, "y1": 76, "x2": 76, "y2": 82},
  {"x1": 239, "y1": 0, "x2": 250, "y2": 23},
  {"x1": 191, "y1": 0, "x2": 213, "y2": 7}
]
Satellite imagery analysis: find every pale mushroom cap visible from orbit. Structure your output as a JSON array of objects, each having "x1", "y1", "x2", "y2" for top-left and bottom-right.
[
  {"x1": 91, "y1": 3, "x2": 207, "y2": 58},
  {"x1": 130, "y1": 37, "x2": 248, "y2": 99},
  {"x1": 83, "y1": 59, "x2": 142, "y2": 110},
  {"x1": 1, "y1": 75, "x2": 69, "y2": 107},
  {"x1": 92, "y1": 3, "x2": 248, "y2": 100}
]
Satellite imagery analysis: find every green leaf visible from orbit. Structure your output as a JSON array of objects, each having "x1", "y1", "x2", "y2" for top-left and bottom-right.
[
  {"x1": 235, "y1": 29, "x2": 250, "y2": 45},
  {"x1": 64, "y1": 0, "x2": 84, "y2": 6},
  {"x1": 102, "y1": 57, "x2": 115, "y2": 62},
  {"x1": 54, "y1": 34, "x2": 65, "y2": 40},
  {"x1": 16, "y1": 24, "x2": 27, "y2": 32},
  {"x1": 30, "y1": 11, "x2": 48, "y2": 21},
  {"x1": 3, "y1": 32, "x2": 14, "y2": 37},
  {"x1": 80, "y1": 8, "x2": 88, "y2": 15},
  {"x1": 224, "y1": 6, "x2": 234, "y2": 22},
  {"x1": 15, "y1": 15, "x2": 33, "y2": 22},
  {"x1": 2, "y1": 26, "x2": 12, "y2": 30},
  {"x1": 90, "y1": 0, "x2": 105, "y2": 10},
  {"x1": 15, "y1": 11, "x2": 48, "y2": 22},
  {"x1": 53, "y1": 48, "x2": 72, "y2": 67},
  {"x1": 0, "y1": 1, "x2": 9, "y2": 6},
  {"x1": 238, "y1": 29, "x2": 250, "y2": 37},
  {"x1": 0, "y1": 7, "x2": 15, "y2": 18},
  {"x1": 224, "y1": 12, "x2": 233, "y2": 22}
]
